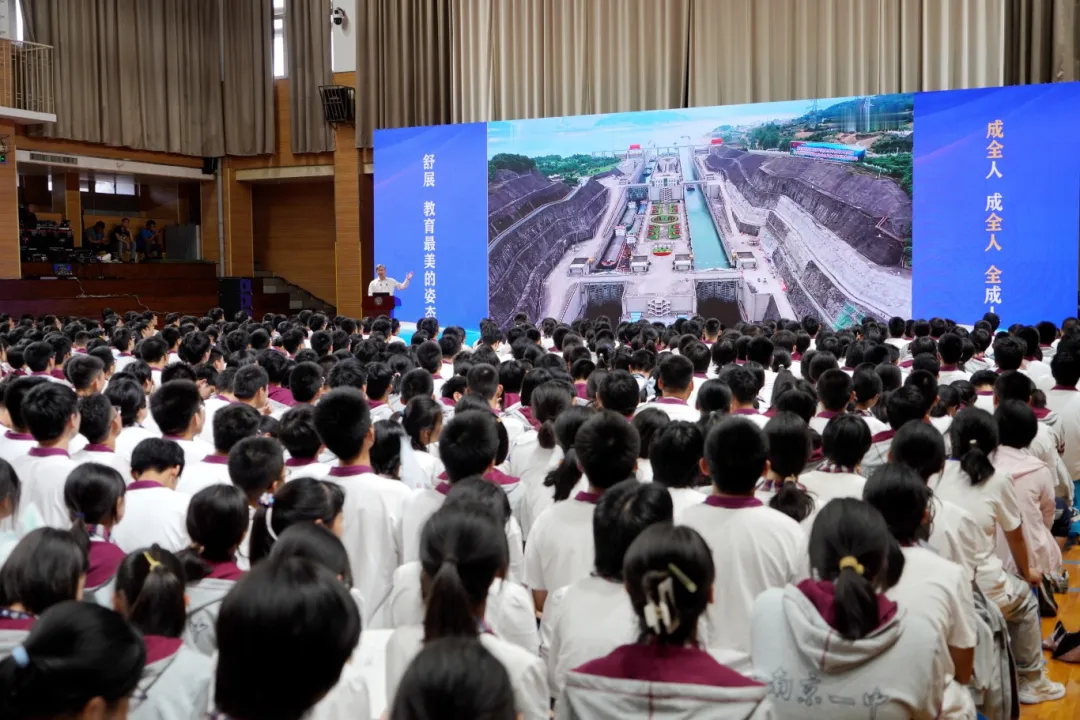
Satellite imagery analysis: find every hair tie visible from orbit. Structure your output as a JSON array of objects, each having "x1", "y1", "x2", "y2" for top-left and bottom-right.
[
  {"x1": 783, "y1": 475, "x2": 799, "y2": 484},
  {"x1": 838, "y1": 556, "x2": 865, "y2": 575},
  {"x1": 72, "y1": 511, "x2": 85, "y2": 521},
  {"x1": 11, "y1": 645, "x2": 29, "y2": 668},
  {"x1": 143, "y1": 551, "x2": 163, "y2": 571},
  {"x1": 258, "y1": 493, "x2": 274, "y2": 508},
  {"x1": 969, "y1": 438, "x2": 978, "y2": 447}
]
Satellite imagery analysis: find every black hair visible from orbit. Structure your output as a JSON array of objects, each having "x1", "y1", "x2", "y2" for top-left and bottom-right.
[
  {"x1": 399, "y1": 368, "x2": 434, "y2": 403},
  {"x1": 630, "y1": 407, "x2": 668, "y2": 462},
  {"x1": 703, "y1": 417, "x2": 767, "y2": 494},
  {"x1": 149, "y1": 380, "x2": 203, "y2": 436},
  {"x1": 228, "y1": 436, "x2": 284, "y2": 503},
  {"x1": 992, "y1": 336, "x2": 1025, "y2": 372},
  {"x1": 215, "y1": 557, "x2": 360, "y2": 720},
  {"x1": 388, "y1": 637, "x2": 516, "y2": 720},
  {"x1": 267, "y1": 523, "x2": 353, "y2": 588},
  {"x1": 593, "y1": 479, "x2": 674, "y2": 580},
  {"x1": 88, "y1": 346, "x2": 116, "y2": 375},
  {"x1": 852, "y1": 368, "x2": 882, "y2": 406},
  {"x1": 232, "y1": 364, "x2": 270, "y2": 401},
  {"x1": 531, "y1": 382, "x2": 573, "y2": 450},
  {"x1": 717, "y1": 365, "x2": 758, "y2": 405},
  {"x1": 64, "y1": 462, "x2": 125, "y2": 544},
  {"x1": 250, "y1": 478, "x2": 345, "y2": 566},
  {"x1": 807, "y1": 498, "x2": 902, "y2": 641},
  {"x1": 657, "y1": 354, "x2": 694, "y2": 394},
  {"x1": 885, "y1": 385, "x2": 927, "y2": 430},
  {"x1": 994, "y1": 399, "x2": 1038, "y2": 450},
  {"x1": 64, "y1": 354, "x2": 104, "y2": 392},
  {"x1": 994, "y1": 369, "x2": 1033, "y2": 404},
  {"x1": 131, "y1": 437, "x2": 186, "y2": 476},
  {"x1": 401, "y1": 395, "x2": 443, "y2": 452},
  {"x1": 278, "y1": 404, "x2": 323, "y2": 459},
  {"x1": 948, "y1": 407, "x2": 998, "y2": 486},
  {"x1": 21, "y1": 382, "x2": 78, "y2": 442},
  {"x1": 597, "y1": 369, "x2": 640, "y2": 416},
  {"x1": 816, "y1": 369, "x2": 853, "y2": 412},
  {"x1": 649, "y1": 421, "x2": 703, "y2": 489},
  {"x1": 889, "y1": 419, "x2": 946, "y2": 482},
  {"x1": 371, "y1": 419, "x2": 406, "y2": 478},
  {"x1": 289, "y1": 361, "x2": 325, "y2": 403},
  {"x1": 0, "y1": 528, "x2": 88, "y2": 615},
  {"x1": 23, "y1": 341, "x2": 55, "y2": 372},
  {"x1": 177, "y1": 484, "x2": 250, "y2": 582},
  {"x1": 313, "y1": 387, "x2": 371, "y2": 461},
  {"x1": 543, "y1": 406, "x2": 595, "y2": 502},
  {"x1": 439, "y1": 410, "x2": 499, "y2": 482},
  {"x1": 0, "y1": 458, "x2": 19, "y2": 520},
  {"x1": 0, "y1": 601, "x2": 145, "y2": 719},
  {"x1": 114, "y1": 545, "x2": 187, "y2": 637},
  {"x1": 365, "y1": 361, "x2": 395, "y2": 401},
  {"x1": 419, "y1": 508, "x2": 508, "y2": 641},
  {"x1": 105, "y1": 375, "x2": 147, "y2": 427},
  {"x1": 575, "y1": 410, "x2": 640, "y2": 489},
  {"x1": 1051, "y1": 351, "x2": 1080, "y2": 387},
  {"x1": 77, "y1": 393, "x2": 116, "y2": 445},
  {"x1": 209, "y1": 404, "x2": 260, "y2": 454},
  {"x1": 624, "y1": 523, "x2": 714, "y2": 647},
  {"x1": 864, "y1": 464, "x2": 933, "y2": 557},
  {"x1": 695, "y1": 379, "x2": 732, "y2": 426},
  {"x1": 821, "y1": 414, "x2": 872, "y2": 469}
]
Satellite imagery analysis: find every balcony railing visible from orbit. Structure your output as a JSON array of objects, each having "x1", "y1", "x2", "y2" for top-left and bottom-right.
[{"x1": 0, "y1": 39, "x2": 53, "y2": 116}]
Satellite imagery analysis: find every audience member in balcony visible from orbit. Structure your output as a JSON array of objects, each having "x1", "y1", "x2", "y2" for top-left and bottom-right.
[
  {"x1": 83, "y1": 221, "x2": 107, "y2": 255},
  {"x1": 112, "y1": 218, "x2": 134, "y2": 263},
  {"x1": 136, "y1": 220, "x2": 158, "y2": 262}
]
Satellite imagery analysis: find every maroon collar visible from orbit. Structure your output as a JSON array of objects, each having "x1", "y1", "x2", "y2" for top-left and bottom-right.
[
  {"x1": 206, "y1": 560, "x2": 245, "y2": 581},
  {"x1": 519, "y1": 406, "x2": 541, "y2": 430},
  {"x1": 815, "y1": 410, "x2": 840, "y2": 419},
  {"x1": 976, "y1": 390, "x2": 994, "y2": 396},
  {"x1": 3, "y1": 430, "x2": 32, "y2": 441},
  {"x1": 731, "y1": 408, "x2": 759, "y2": 415},
  {"x1": 791, "y1": 352, "x2": 802, "y2": 361},
  {"x1": 1033, "y1": 407, "x2": 1051, "y2": 419},
  {"x1": 440, "y1": 396, "x2": 456, "y2": 407},
  {"x1": 213, "y1": 394, "x2": 231, "y2": 402},
  {"x1": 285, "y1": 457, "x2": 318, "y2": 467},
  {"x1": 144, "y1": 635, "x2": 184, "y2": 664},
  {"x1": 797, "y1": 578, "x2": 897, "y2": 632},
  {"x1": 128, "y1": 479, "x2": 164, "y2": 491},
  {"x1": 435, "y1": 481, "x2": 451, "y2": 496},
  {"x1": 87, "y1": 541, "x2": 127, "y2": 588},
  {"x1": 161, "y1": 434, "x2": 189, "y2": 442},
  {"x1": 28, "y1": 446, "x2": 69, "y2": 458},
  {"x1": 655, "y1": 397, "x2": 688, "y2": 406},
  {"x1": 575, "y1": 643, "x2": 761, "y2": 688},
  {"x1": 871, "y1": 429, "x2": 897, "y2": 443},
  {"x1": 201, "y1": 454, "x2": 229, "y2": 465},
  {"x1": 369, "y1": 399, "x2": 386, "y2": 409},
  {"x1": 84, "y1": 444, "x2": 114, "y2": 453},
  {"x1": 1052, "y1": 385, "x2": 1078, "y2": 391},
  {"x1": 693, "y1": 373, "x2": 709, "y2": 379},
  {"x1": 485, "y1": 468, "x2": 520, "y2": 486},
  {"x1": 574, "y1": 491, "x2": 602, "y2": 504},
  {"x1": 940, "y1": 364, "x2": 958, "y2": 371},
  {"x1": 703, "y1": 495, "x2": 762, "y2": 509},
  {"x1": 328, "y1": 464, "x2": 374, "y2": 477}
]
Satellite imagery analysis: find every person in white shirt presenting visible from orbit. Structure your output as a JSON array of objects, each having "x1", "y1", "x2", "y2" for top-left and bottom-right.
[{"x1": 367, "y1": 264, "x2": 414, "y2": 296}]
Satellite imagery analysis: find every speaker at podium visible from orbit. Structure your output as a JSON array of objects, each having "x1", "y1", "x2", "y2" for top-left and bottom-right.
[{"x1": 362, "y1": 292, "x2": 402, "y2": 319}]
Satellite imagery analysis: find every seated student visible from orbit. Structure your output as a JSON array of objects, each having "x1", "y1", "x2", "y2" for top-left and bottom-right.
[
  {"x1": 851, "y1": 367, "x2": 888, "y2": 432},
  {"x1": 397, "y1": 367, "x2": 435, "y2": 415},
  {"x1": 508, "y1": 380, "x2": 570, "y2": 474},
  {"x1": 992, "y1": 400, "x2": 1062, "y2": 580},
  {"x1": 64, "y1": 354, "x2": 106, "y2": 397},
  {"x1": 176, "y1": 403, "x2": 261, "y2": 495},
  {"x1": 796, "y1": 414, "x2": 872, "y2": 528},
  {"x1": 595, "y1": 369, "x2": 640, "y2": 420},
  {"x1": 248, "y1": 477, "x2": 344, "y2": 566},
  {"x1": 288, "y1": 361, "x2": 325, "y2": 409},
  {"x1": 227, "y1": 436, "x2": 285, "y2": 569},
  {"x1": 65, "y1": 463, "x2": 126, "y2": 607},
  {"x1": 232, "y1": 364, "x2": 271, "y2": 415},
  {"x1": 416, "y1": 340, "x2": 446, "y2": 397},
  {"x1": 213, "y1": 556, "x2": 360, "y2": 720},
  {"x1": 526, "y1": 411, "x2": 639, "y2": 612},
  {"x1": 679, "y1": 416, "x2": 804, "y2": 673},
  {"x1": 931, "y1": 408, "x2": 1065, "y2": 704},
  {"x1": 0, "y1": 601, "x2": 145, "y2": 716},
  {"x1": 71, "y1": 393, "x2": 131, "y2": 480},
  {"x1": 0, "y1": 528, "x2": 88, "y2": 659},
  {"x1": 570, "y1": 358, "x2": 595, "y2": 403},
  {"x1": 196, "y1": 365, "x2": 236, "y2": 446},
  {"x1": 649, "y1": 421, "x2": 708, "y2": 517},
  {"x1": 385, "y1": 506, "x2": 549, "y2": 720},
  {"x1": 11, "y1": 383, "x2": 80, "y2": 529},
  {"x1": 864, "y1": 465, "x2": 979, "y2": 719},
  {"x1": 112, "y1": 438, "x2": 191, "y2": 554},
  {"x1": 468, "y1": 363, "x2": 528, "y2": 443},
  {"x1": 938, "y1": 332, "x2": 969, "y2": 384},
  {"x1": 751, "y1": 498, "x2": 947, "y2": 720},
  {"x1": 0, "y1": 377, "x2": 49, "y2": 466},
  {"x1": 757, "y1": 411, "x2": 813, "y2": 517},
  {"x1": 177, "y1": 484, "x2": 249, "y2": 656},
  {"x1": 643, "y1": 355, "x2": 703, "y2": 423},
  {"x1": 365, "y1": 362, "x2": 395, "y2": 423},
  {"x1": 149, "y1": 380, "x2": 211, "y2": 471},
  {"x1": 561, "y1": 523, "x2": 769, "y2": 719},
  {"x1": 541, "y1": 480, "x2": 673, "y2": 696},
  {"x1": 259, "y1": 348, "x2": 295, "y2": 410},
  {"x1": 808, "y1": 368, "x2": 854, "y2": 435},
  {"x1": 631, "y1": 406, "x2": 668, "y2": 483},
  {"x1": 113, "y1": 546, "x2": 213, "y2": 717},
  {"x1": 23, "y1": 341, "x2": 66, "y2": 385},
  {"x1": 519, "y1": 406, "x2": 594, "y2": 539},
  {"x1": 391, "y1": 637, "x2": 516, "y2": 720},
  {"x1": 314, "y1": 388, "x2": 413, "y2": 625},
  {"x1": 862, "y1": 385, "x2": 927, "y2": 477},
  {"x1": 1047, "y1": 350, "x2": 1080, "y2": 415},
  {"x1": 279, "y1": 405, "x2": 333, "y2": 481},
  {"x1": 994, "y1": 370, "x2": 1072, "y2": 503}
]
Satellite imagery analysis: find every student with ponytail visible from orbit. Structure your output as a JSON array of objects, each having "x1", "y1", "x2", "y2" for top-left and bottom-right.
[
  {"x1": 177, "y1": 484, "x2": 249, "y2": 656},
  {"x1": 757, "y1": 411, "x2": 814, "y2": 522},
  {"x1": 930, "y1": 407, "x2": 1064, "y2": 703},
  {"x1": 0, "y1": 601, "x2": 145, "y2": 720},
  {"x1": 751, "y1": 498, "x2": 947, "y2": 719},
  {"x1": 114, "y1": 545, "x2": 213, "y2": 719},
  {"x1": 507, "y1": 380, "x2": 573, "y2": 488},
  {"x1": 385, "y1": 506, "x2": 548, "y2": 720},
  {"x1": 64, "y1": 462, "x2": 127, "y2": 606},
  {"x1": 520, "y1": 405, "x2": 594, "y2": 538},
  {"x1": 400, "y1": 395, "x2": 444, "y2": 489},
  {"x1": 248, "y1": 477, "x2": 344, "y2": 566},
  {"x1": 629, "y1": 407, "x2": 667, "y2": 483},
  {"x1": 559, "y1": 523, "x2": 769, "y2": 719},
  {"x1": 0, "y1": 528, "x2": 87, "y2": 659}
]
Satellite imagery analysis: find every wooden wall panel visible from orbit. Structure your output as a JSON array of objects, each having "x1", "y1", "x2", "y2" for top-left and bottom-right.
[
  {"x1": 201, "y1": 180, "x2": 219, "y2": 266},
  {"x1": 0, "y1": 121, "x2": 20, "y2": 279},
  {"x1": 252, "y1": 181, "x2": 336, "y2": 304},
  {"x1": 222, "y1": 166, "x2": 253, "y2": 276},
  {"x1": 64, "y1": 172, "x2": 81, "y2": 240},
  {"x1": 333, "y1": 123, "x2": 361, "y2": 317},
  {"x1": 14, "y1": 131, "x2": 204, "y2": 168}
]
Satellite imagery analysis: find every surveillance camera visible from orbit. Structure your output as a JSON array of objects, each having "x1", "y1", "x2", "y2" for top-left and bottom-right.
[{"x1": 331, "y1": 7, "x2": 346, "y2": 27}]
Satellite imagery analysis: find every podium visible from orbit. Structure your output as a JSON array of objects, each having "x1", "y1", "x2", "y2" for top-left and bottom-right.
[{"x1": 362, "y1": 292, "x2": 401, "y2": 319}]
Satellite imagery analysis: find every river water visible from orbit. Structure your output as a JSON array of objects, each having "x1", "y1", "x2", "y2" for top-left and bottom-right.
[{"x1": 679, "y1": 146, "x2": 731, "y2": 269}]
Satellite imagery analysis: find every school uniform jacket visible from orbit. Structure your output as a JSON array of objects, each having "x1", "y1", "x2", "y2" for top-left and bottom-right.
[
  {"x1": 129, "y1": 636, "x2": 213, "y2": 720},
  {"x1": 0, "y1": 616, "x2": 34, "y2": 661},
  {"x1": 557, "y1": 643, "x2": 771, "y2": 720},
  {"x1": 183, "y1": 561, "x2": 244, "y2": 656},
  {"x1": 84, "y1": 538, "x2": 127, "y2": 608}
]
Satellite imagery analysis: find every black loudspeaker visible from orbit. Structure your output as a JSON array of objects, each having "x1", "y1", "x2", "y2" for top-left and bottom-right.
[
  {"x1": 202, "y1": 156, "x2": 219, "y2": 175},
  {"x1": 218, "y1": 278, "x2": 253, "y2": 319}
]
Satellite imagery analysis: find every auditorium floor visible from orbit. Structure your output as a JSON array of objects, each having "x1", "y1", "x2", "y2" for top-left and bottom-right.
[{"x1": 1029, "y1": 544, "x2": 1080, "y2": 719}]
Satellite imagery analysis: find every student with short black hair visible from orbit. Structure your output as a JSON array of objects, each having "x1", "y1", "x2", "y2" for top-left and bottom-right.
[
  {"x1": 751, "y1": 498, "x2": 946, "y2": 720},
  {"x1": 314, "y1": 388, "x2": 413, "y2": 624},
  {"x1": 630, "y1": 406, "x2": 667, "y2": 483},
  {"x1": 851, "y1": 367, "x2": 887, "y2": 433},
  {"x1": 277, "y1": 404, "x2": 331, "y2": 481},
  {"x1": 809, "y1": 368, "x2": 853, "y2": 435},
  {"x1": 541, "y1": 480, "x2": 673, "y2": 695},
  {"x1": 526, "y1": 411, "x2": 639, "y2": 612},
  {"x1": 71, "y1": 392, "x2": 130, "y2": 479},
  {"x1": 231, "y1": 364, "x2": 270, "y2": 416},
  {"x1": 646, "y1": 354, "x2": 698, "y2": 422},
  {"x1": 214, "y1": 557, "x2": 360, "y2": 720},
  {"x1": 112, "y1": 438, "x2": 191, "y2": 554},
  {"x1": 149, "y1": 380, "x2": 210, "y2": 470},
  {"x1": 757, "y1": 411, "x2": 814, "y2": 522},
  {"x1": 113, "y1": 545, "x2": 214, "y2": 717},
  {"x1": 258, "y1": 348, "x2": 295, "y2": 410},
  {"x1": 64, "y1": 354, "x2": 105, "y2": 397},
  {"x1": 289, "y1": 361, "x2": 325, "y2": 406},
  {"x1": 385, "y1": 506, "x2": 549, "y2": 720},
  {"x1": 648, "y1": 421, "x2": 706, "y2": 516},
  {"x1": 390, "y1": 637, "x2": 516, "y2": 720},
  {"x1": 178, "y1": 402, "x2": 263, "y2": 496},
  {"x1": 0, "y1": 601, "x2": 145, "y2": 717},
  {"x1": 366, "y1": 361, "x2": 396, "y2": 423},
  {"x1": 717, "y1": 365, "x2": 765, "y2": 427},
  {"x1": 11, "y1": 383, "x2": 80, "y2": 528},
  {"x1": 795, "y1": 414, "x2": 872, "y2": 528},
  {"x1": 680, "y1": 416, "x2": 803, "y2": 672},
  {"x1": 107, "y1": 375, "x2": 158, "y2": 463},
  {"x1": 596, "y1": 369, "x2": 640, "y2": 418}
]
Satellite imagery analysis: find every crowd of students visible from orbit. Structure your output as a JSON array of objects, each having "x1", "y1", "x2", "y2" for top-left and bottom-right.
[{"x1": 0, "y1": 307, "x2": 1076, "y2": 719}]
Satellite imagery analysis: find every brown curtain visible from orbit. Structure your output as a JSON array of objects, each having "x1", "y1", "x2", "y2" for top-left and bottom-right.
[
  {"x1": 22, "y1": 0, "x2": 225, "y2": 156},
  {"x1": 1005, "y1": 0, "x2": 1080, "y2": 85},
  {"x1": 354, "y1": 0, "x2": 453, "y2": 147},
  {"x1": 222, "y1": 0, "x2": 275, "y2": 156},
  {"x1": 286, "y1": 0, "x2": 333, "y2": 153}
]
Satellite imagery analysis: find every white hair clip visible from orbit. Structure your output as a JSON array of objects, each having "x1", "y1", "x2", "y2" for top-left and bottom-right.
[{"x1": 643, "y1": 576, "x2": 679, "y2": 635}]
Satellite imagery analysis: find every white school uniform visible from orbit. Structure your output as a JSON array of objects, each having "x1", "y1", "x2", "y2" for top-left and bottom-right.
[
  {"x1": 729, "y1": 408, "x2": 769, "y2": 428},
  {"x1": 508, "y1": 429, "x2": 558, "y2": 493},
  {"x1": 638, "y1": 397, "x2": 699, "y2": 423},
  {"x1": 400, "y1": 448, "x2": 441, "y2": 491},
  {"x1": 183, "y1": 561, "x2": 245, "y2": 656},
  {"x1": 0, "y1": 616, "x2": 34, "y2": 662},
  {"x1": 679, "y1": 495, "x2": 804, "y2": 673},
  {"x1": 129, "y1": 637, "x2": 213, "y2": 720},
  {"x1": 161, "y1": 435, "x2": 215, "y2": 474},
  {"x1": 669, "y1": 486, "x2": 711, "y2": 519},
  {"x1": 283, "y1": 457, "x2": 333, "y2": 482},
  {"x1": 385, "y1": 625, "x2": 549, "y2": 720},
  {"x1": 518, "y1": 450, "x2": 591, "y2": 541},
  {"x1": 114, "y1": 352, "x2": 137, "y2": 373},
  {"x1": 524, "y1": 490, "x2": 601, "y2": 595},
  {"x1": 1045, "y1": 384, "x2": 1079, "y2": 415},
  {"x1": 11, "y1": 447, "x2": 78, "y2": 529},
  {"x1": 0, "y1": 430, "x2": 35, "y2": 465},
  {"x1": 72, "y1": 443, "x2": 132, "y2": 481},
  {"x1": 175, "y1": 455, "x2": 232, "y2": 496},
  {"x1": 197, "y1": 395, "x2": 232, "y2": 445},
  {"x1": 927, "y1": 495, "x2": 986, "y2": 583},
  {"x1": 885, "y1": 337, "x2": 910, "y2": 356},
  {"x1": 938, "y1": 366, "x2": 970, "y2": 386},
  {"x1": 540, "y1": 575, "x2": 637, "y2": 696},
  {"x1": 369, "y1": 401, "x2": 394, "y2": 424},
  {"x1": 306, "y1": 645, "x2": 372, "y2": 720},
  {"x1": 323, "y1": 465, "x2": 413, "y2": 626},
  {"x1": 373, "y1": 561, "x2": 538, "y2": 654},
  {"x1": 860, "y1": 428, "x2": 895, "y2": 479},
  {"x1": 973, "y1": 391, "x2": 995, "y2": 414},
  {"x1": 634, "y1": 458, "x2": 653, "y2": 483},
  {"x1": 797, "y1": 467, "x2": 867, "y2": 529},
  {"x1": 751, "y1": 586, "x2": 947, "y2": 720},
  {"x1": 112, "y1": 480, "x2": 192, "y2": 554},
  {"x1": 115, "y1": 423, "x2": 160, "y2": 464}
]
